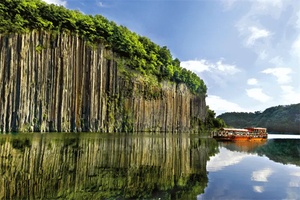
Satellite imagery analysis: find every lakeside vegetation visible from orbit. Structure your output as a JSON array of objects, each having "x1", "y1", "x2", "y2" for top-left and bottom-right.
[
  {"x1": 204, "y1": 107, "x2": 226, "y2": 130},
  {"x1": 218, "y1": 103, "x2": 300, "y2": 134},
  {"x1": 0, "y1": 0, "x2": 207, "y2": 96}
]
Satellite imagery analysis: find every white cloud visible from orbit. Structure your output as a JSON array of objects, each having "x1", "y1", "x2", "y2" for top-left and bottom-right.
[
  {"x1": 280, "y1": 86, "x2": 300, "y2": 104},
  {"x1": 247, "y1": 26, "x2": 270, "y2": 46},
  {"x1": 254, "y1": 0, "x2": 287, "y2": 19},
  {"x1": 221, "y1": 0, "x2": 238, "y2": 10},
  {"x1": 261, "y1": 67, "x2": 292, "y2": 84},
  {"x1": 253, "y1": 186, "x2": 264, "y2": 193},
  {"x1": 216, "y1": 60, "x2": 240, "y2": 75},
  {"x1": 181, "y1": 59, "x2": 241, "y2": 88},
  {"x1": 181, "y1": 59, "x2": 240, "y2": 75},
  {"x1": 97, "y1": 2, "x2": 104, "y2": 7},
  {"x1": 246, "y1": 88, "x2": 272, "y2": 103},
  {"x1": 290, "y1": 171, "x2": 300, "y2": 177},
  {"x1": 43, "y1": 0, "x2": 67, "y2": 6},
  {"x1": 286, "y1": 170, "x2": 300, "y2": 199},
  {"x1": 206, "y1": 95, "x2": 249, "y2": 115},
  {"x1": 223, "y1": 0, "x2": 283, "y2": 11},
  {"x1": 207, "y1": 147, "x2": 254, "y2": 172},
  {"x1": 258, "y1": 50, "x2": 268, "y2": 60},
  {"x1": 247, "y1": 78, "x2": 258, "y2": 85},
  {"x1": 296, "y1": 9, "x2": 300, "y2": 29},
  {"x1": 289, "y1": 171, "x2": 300, "y2": 187},
  {"x1": 234, "y1": 0, "x2": 296, "y2": 50},
  {"x1": 255, "y1": 0, "x2": 283, "y2": 10},
  {"x1": 251, "y1": 168, "x2": 274, "y2": 182},
  {"x1": 97, "y1": 1, "x2": 109, "y2": 8},
  {"x1": 289, "y1": 180, "x2": 300, "y2": 188},
  {"x1": 291, "y1": 37, "x2": 300, "y2": 61},
  {"x1": 180, "y1": 59, "x2": 211, "y2": 73},
  {"x1": 269, "y1": 56, "x2": 284, "y2": 66}
]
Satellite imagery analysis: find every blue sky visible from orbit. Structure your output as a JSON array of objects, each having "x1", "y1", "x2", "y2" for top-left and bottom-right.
[{"x1": 45, "y1": 0, "x2": 300, "y2": 115}]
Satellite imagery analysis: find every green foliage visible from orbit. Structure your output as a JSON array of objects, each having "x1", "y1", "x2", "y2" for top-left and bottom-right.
[
  {"x1": 218, "y1": 112, "x2": 258, "y2": 128},
  {"x1": 218, "y1": 104, "x2": 300, "y2": 133},
  {"x1": 0, "y1": 0, "x2": 207, "y2": 96},
  {"x1": 35, "y1": 44, "x2": 46, "y2": 52},
  {"x1": 205, "y1": 107, "x2": 226, "y2": 129}
]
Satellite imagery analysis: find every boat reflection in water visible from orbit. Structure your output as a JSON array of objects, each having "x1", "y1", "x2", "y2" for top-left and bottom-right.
[
  {"x1": 0, "y1": 133, "x2": 218, "y2": 200},
  {"x1": 221, "y1": 139, "x2": 267, "y2": 153}
]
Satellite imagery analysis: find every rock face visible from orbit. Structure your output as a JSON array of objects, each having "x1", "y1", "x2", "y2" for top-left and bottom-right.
[{"x1": 0, "y1": 31, "x2": 206, "y2": 133}]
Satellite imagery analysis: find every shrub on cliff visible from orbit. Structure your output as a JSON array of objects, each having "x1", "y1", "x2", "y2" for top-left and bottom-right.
[{"x1": 0, "y1": 0, "x2": 207, "y2": 96}]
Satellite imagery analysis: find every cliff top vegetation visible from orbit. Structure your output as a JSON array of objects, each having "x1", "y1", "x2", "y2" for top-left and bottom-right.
[{"x1": 0, "y1": 0, "x2": 207, "y2": 96}]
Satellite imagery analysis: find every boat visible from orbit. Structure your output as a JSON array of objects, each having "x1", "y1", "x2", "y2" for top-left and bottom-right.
[{"x1": 212, "y1": 127, "x2": 267, "y2": 141}]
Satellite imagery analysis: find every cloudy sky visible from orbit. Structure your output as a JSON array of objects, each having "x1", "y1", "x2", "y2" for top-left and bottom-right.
[{"x1": 44, "y1": 0, "x2": 300, "y2": 115}]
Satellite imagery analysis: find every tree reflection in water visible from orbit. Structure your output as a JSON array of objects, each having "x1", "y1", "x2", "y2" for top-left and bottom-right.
[
  {"x1": 0, "y1": 133, "x2": 218, "y2": 199},
  {"x1": 220, "y1": 139, "x2": 300, "y2": 167}
]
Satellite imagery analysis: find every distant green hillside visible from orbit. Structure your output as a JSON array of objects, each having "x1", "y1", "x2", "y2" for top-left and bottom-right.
[{"x1": 218, "y1": 104, "x2": 300, "y2": 134}]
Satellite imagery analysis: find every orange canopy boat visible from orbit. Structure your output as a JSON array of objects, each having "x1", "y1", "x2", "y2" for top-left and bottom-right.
[{"x1": 212, "y1": 127, "x2": 267, "y2": 141}]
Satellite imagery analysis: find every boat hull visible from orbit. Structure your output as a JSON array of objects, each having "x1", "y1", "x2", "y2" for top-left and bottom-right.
[
  {"x1": 248, "y1": 136, "x2": 267, "y2": 141},
  {"x1": 213, "y1": 135, "x2": 267, "y2": 141}
]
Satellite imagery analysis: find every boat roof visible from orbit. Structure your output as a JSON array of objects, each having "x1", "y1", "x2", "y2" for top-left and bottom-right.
[
  {"x1": 220, "y1": 128, "x2": 249, "y2": 132},
  {"x1": 245, "y1": 127, "x2": 267, "y2": 130}
]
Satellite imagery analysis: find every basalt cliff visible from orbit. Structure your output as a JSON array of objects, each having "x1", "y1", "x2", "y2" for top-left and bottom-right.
[{"x1": 0, "y1": 32, "x2": 206, "y2": 133}]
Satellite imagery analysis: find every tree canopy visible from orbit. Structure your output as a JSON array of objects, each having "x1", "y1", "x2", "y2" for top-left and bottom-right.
[
  {"x1": 0, "y1": 0, "x2": 207, "y2": 96},
  {"x1": 204, "y1": 107, "x2": 226, "y2": 129}
]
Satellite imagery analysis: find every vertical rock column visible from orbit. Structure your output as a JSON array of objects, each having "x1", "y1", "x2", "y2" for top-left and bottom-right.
[{"x1": 0, "y1": 31, "x2": 206, "y2": 133}]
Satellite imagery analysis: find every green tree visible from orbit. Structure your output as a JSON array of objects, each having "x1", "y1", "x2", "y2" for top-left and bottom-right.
[{"x1": 205, "y1": 107, "x2": 226, "y2": 129}]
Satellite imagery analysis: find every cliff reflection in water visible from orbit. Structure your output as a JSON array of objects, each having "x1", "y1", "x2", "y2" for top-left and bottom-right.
[{"x1": 0, "y1": 133, "x2": 218, "y2": 199}]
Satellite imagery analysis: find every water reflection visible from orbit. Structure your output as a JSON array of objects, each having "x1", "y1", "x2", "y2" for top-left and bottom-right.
[
  {"x1": 221, "y1": 140, "x2": 267, "y2": 153},
  {"x1": 200, "y1": 137, "x2": 300, "y2": 200},
  {"x1": 218, "y1": 138, "x2": 300, "y2": 167},
  {"x1": 251, "y1": 168, "x2": 274, "y2": 182},
  {"x1": 255, "y1": 139, "x2": 300, "y2": 166},
  {"x1": 0, "y1": 133, "x2": 218, "y2": 199}
]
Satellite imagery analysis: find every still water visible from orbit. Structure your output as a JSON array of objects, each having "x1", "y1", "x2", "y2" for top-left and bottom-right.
[
  {"x1": 200, "y1": 134, "x2": 300, "y2": 200},
  {"x1": 0, "y1": 133, "x2": 299, "y2": 199}
]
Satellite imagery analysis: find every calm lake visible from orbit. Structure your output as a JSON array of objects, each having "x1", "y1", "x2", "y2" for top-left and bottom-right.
[{"x1": 0, "y1": 133, "x2": 299, "y2": 199}]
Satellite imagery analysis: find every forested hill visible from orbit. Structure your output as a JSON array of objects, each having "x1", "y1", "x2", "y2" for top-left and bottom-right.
[
  {"x1": 218, "y1": 104, "x2": 300, "y2": 134},
  {"x1": 0, "y1": 0, "x2": 206, "y2": 96}
]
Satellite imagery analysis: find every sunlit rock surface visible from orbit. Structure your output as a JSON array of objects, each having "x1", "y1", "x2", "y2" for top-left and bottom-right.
[{"x1": 0, "y1": 32, "x2": 206, "y2": 133}]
